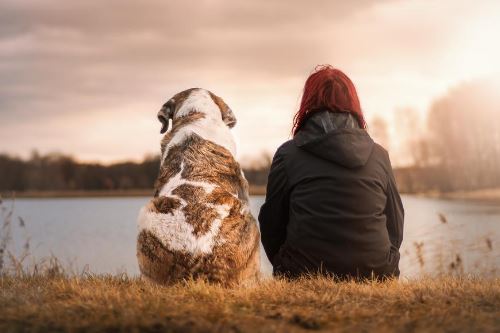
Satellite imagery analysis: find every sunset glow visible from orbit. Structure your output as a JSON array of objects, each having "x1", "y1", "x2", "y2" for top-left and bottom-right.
[{"x1": 0, "y1": 0, "x2": 499, "y2": 165}]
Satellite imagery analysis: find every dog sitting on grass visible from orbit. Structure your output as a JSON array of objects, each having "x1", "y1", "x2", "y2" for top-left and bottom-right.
[{"x1": 137, "y1": 88, "x2": 260, "y2": 286}]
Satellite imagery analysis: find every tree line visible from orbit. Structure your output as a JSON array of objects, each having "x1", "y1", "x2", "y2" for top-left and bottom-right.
[
  {"x1": 0, "y1": 151, "x2": 270, "y2": 192},
  {"x1": 0, "y1": 152, "x2": 160, "y2": 192}
]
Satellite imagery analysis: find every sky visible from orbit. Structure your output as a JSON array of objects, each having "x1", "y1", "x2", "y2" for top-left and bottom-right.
[{"x1": 1, "y1": 0, "x2": 499, "y2": 165}]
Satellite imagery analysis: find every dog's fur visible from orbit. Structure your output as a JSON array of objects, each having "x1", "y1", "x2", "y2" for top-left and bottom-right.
[{"x1": 137, "y1": 88, "x2": 260, "y2": 286}]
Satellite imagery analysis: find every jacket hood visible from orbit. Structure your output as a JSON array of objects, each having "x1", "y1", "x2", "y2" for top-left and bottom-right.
[{"x1": 293, "y1": 110, "x2": 374, "y2": 168}]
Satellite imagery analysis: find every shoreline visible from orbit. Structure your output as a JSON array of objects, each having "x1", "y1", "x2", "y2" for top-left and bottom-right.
[
  {"x1": 1, "y1": 185, "x2": 268, "y2": 199},
  {"x1": 2, "y1": 186, "x2": 500, "y2": 202},
  {"x1": 411, "y1": 187, "x2": 500, "y2": 204}
]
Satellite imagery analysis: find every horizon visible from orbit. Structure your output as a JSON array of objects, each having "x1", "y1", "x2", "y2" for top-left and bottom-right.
[{"x1": 1, "y1": 0, "x2": 500, "y2": 166}]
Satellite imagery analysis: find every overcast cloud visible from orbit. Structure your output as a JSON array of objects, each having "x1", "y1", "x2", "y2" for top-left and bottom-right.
[{"x1": 1, "y1": 0, "x2": 499, "y2": 163}]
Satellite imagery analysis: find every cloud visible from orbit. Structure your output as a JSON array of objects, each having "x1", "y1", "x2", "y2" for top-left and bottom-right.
[{"x1": 0, "y1": 0, "x2": 499, "y2": 162}]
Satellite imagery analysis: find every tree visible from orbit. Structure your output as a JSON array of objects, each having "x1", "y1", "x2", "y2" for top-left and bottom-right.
[
  {"x1": 426, "y1": 79, "x2": 500, "y2": 190},
  {"x1": 369, "y1": 116, "x2": 390, "y2": 150}
]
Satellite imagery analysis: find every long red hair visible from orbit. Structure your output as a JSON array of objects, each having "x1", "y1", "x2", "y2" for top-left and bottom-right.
[{"x1": 292, "y1": 65, "x2": 366, "y2": 136}]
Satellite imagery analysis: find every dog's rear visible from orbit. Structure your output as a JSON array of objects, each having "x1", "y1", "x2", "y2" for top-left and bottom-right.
[{"x1": 137, "y1": 88, "x2": 260, "y2": 286}]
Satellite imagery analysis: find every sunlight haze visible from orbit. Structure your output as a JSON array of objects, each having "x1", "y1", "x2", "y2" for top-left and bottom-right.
[{"x1": 1, "y1": 0, "x2": 499, "y2": 165}]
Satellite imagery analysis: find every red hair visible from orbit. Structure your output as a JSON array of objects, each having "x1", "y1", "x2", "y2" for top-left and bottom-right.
[{"x1": 292, "y1": 65, "x2": 366, "y2": 135}]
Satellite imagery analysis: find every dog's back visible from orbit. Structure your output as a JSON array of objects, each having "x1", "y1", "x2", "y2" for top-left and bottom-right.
[{"x1": 137, "y1": 89, "x2": 260, "y2": 285}]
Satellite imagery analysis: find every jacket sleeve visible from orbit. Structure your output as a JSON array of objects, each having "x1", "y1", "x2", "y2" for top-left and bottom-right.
[
  {"x1": 384, "y1": 154, "x2": 404, "y2": 249},
  {"x1": 258, "y1": 146, "x2": 289, "y2": 264}
]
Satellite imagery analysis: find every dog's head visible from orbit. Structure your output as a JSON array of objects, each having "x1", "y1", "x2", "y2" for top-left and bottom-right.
[{"x1": 157, "y1": 88, "x2": 236, "y2": 134}]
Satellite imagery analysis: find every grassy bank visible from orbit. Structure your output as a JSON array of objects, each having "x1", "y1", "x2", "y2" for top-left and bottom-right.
[{"x1": 0, "y1": 275, "x2": 498, "y2": 333}]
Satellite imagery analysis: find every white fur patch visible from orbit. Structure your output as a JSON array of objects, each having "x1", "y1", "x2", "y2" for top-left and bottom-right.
[
  {"x1": 158, "y1": 162, "x2": 216, "y2": 197},
  {"x1": 137, "y1": 203, "x2": 229, "y2": 255},
  {"x1": 161, "y1": 89, "x2": 236, "y2": 164},
  {"x1": 138, "y1": 162, "x2": 228, "y2": 256}
]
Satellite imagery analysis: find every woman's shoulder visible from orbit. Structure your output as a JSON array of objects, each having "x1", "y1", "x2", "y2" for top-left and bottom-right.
[
  {"x1": 276, "y1": 140, "x2": 295, "y2": 153},
  {"x1": 371, "y1": 142, "x2": 395, "y2": 173},
  {"x1": 267, "y1": 141, "x2": 296, "y2": 171},
  {"x1": 372, "y1": 142, "x2": 389, "y2": 158},
  {"x1": 273, "y1": 140, "x2": 301, "y2": 160}
]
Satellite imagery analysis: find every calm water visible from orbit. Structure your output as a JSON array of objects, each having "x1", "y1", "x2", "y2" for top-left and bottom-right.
[{"x1": 2, "y1": 195, "x2": 499, "y2": 277}]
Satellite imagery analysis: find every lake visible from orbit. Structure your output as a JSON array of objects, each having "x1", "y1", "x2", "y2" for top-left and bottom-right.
[{"x1": 2, "y1": 195, "x2": 499, "y2": 278}]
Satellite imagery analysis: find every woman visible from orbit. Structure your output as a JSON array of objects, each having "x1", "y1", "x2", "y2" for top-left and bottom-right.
[{"x1": 258, "y1": 65, "x2": 404, "y2": 280}]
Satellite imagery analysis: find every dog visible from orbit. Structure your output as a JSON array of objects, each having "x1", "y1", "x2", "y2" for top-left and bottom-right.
[{"x1": 137, "y1": 88, "x2": 260, "y2": 286}]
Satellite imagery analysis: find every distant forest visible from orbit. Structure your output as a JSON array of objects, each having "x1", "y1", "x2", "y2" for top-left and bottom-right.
[
  {"x1": 1, "y1": 80, "x2": 499, "y2": 194},
  {"x1": 0, "y1": 152, "x2": 270, "y2": 193}
]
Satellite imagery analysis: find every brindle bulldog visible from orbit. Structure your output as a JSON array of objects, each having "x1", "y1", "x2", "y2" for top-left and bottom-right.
[{"x1": 137, "y1": 88, "x2": 260, "y2": 286}]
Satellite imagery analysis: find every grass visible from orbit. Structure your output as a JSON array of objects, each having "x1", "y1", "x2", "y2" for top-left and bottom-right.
[{"x1": 0, "y1": 274, "x2": 499, "y2": 333}]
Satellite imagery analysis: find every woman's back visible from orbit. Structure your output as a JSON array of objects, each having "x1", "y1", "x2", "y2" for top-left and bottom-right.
[{"x1": 259, "y1": 111, "x2": 404, "y2": 279}]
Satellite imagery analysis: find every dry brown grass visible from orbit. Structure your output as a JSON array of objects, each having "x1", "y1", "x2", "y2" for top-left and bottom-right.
[{"x1": 0, "y1": 274, "x2": 498, "y2": 333}]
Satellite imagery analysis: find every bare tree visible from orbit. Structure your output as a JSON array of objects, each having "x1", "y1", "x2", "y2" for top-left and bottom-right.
[
  {"x1": 369, "y1": 116, "x2": 390, "y2": 150},
  {"x1": 426, "y1": 79, "x2": 500, "y2": 190},
  {"x1": 394, "y1": 107, "x2": 428, "y2": 166}
]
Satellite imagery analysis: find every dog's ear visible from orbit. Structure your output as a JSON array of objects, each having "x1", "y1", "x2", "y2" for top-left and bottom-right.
[
  {"x1": 221, "y1": 105, "x2": 237, "y2": 128},
  {"x1": 210, "y1": 93, "x2": 237, "y2": 128},
  {"x1": 158, "y1": 99, "x2": 175, "y2": 134}
]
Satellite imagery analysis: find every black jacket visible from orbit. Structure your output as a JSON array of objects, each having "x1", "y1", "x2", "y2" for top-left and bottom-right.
[{"x1": 258, "y1": 110, "x2": 404, "y2": 279}]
